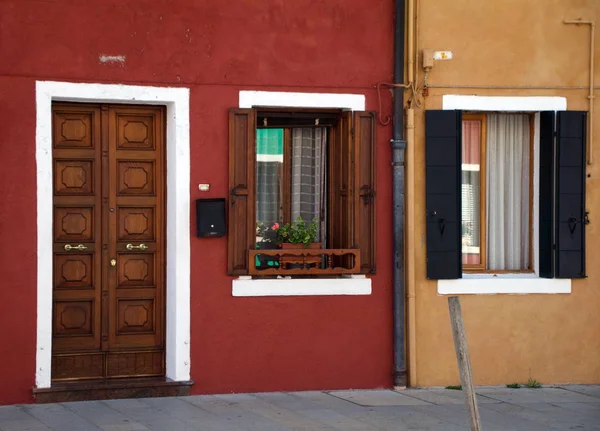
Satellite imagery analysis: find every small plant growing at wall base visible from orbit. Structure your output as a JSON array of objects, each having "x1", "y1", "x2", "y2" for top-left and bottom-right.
[
  {"x1": 526, "y1": 378, "x2": 542, "y2": 388},
  {"x1": 506, "y1": 383, "x2": 521, "y2": 389},
  {"x1": 445, "y1": 385, "x2": 462, "y2": 390}
]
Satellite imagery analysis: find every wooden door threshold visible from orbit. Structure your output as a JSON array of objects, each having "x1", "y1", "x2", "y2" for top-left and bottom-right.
[{"x1": 32, "y1": 377, "x2": 194, "y2": 403}]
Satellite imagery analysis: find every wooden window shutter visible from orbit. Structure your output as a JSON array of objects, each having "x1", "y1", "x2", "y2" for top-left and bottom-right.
[
  {"x1": 228, "y1": 108, "x2": 256, "y2": 275},
  {"x1": 353, "y1": 111, "x2": 377, "y2": 273},
  {"x1": 425, "y1": 110, "x2": 462, "y2": 279},
  {"x1": 329, "y1": 111, "x2": 353, "y2": 251},
  {"x1": 538, "y1": 111, "x2": 556, "y2": 278},
  {"x1": 555, "y1": 111, "x2": 587, "y2": 278}
]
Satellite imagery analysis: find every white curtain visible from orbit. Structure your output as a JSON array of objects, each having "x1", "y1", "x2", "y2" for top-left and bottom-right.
[
  {"x1": 291, "y1": 128, "x2": 327, "y2": 243},
  {"x1": 486, "y1": 114, "x2": 530, "y2": 270}
]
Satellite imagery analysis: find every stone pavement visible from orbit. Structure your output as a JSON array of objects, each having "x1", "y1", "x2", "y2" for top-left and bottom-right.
[{"x1": 1, "y1": 385, "x2": 600, "y2": 430}]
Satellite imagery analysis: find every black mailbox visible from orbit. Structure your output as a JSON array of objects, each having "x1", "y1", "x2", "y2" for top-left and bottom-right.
[{"x1": 196, "y1": 198, "x2": 226, "y2": 237}]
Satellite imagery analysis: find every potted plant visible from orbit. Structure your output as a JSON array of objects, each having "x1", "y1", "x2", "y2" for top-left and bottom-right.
[
  {"x1": 271, "y1": 216, "x2": 320, "y2": 248},
  {"x1": 271, "y1": 216, "x2": 321, "y2": 268}
]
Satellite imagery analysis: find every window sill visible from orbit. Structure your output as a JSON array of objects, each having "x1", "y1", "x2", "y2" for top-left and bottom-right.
[
  {"x1": 438, "y1": 274, "x2": 571, "y2": 295},
  {"x1": 232, "y1": 275, "x2": 372, "y2": 297}
]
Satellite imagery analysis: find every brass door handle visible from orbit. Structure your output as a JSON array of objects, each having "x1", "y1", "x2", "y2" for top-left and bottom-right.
[
  {"x1": 64, "y1": 244, "x2": 88, "y2": 251},
  {"x1": 126, "y1": 243, "x2": 148, "y2": 250}
]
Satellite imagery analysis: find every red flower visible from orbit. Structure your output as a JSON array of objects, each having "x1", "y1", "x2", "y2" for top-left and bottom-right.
[{"x1": 271, "y1": 222, "x2": 280, "y2": 230}]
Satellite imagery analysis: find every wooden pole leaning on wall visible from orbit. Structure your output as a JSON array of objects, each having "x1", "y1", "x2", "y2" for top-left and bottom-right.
[{"x1": 448, "y1": 296, "x2": 482, "y2": 431}]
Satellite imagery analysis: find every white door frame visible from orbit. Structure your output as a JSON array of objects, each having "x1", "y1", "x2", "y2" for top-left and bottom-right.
[{"x1": 35, "y1": 81, "x2": 191, "y2": 388}]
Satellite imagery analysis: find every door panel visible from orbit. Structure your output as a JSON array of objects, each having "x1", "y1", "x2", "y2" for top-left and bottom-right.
[
  {"x1": 117, "y1": 207, "x2": 156, "y2": 241},
  {"x1": 117, "y1": 161, "x2": 156, "y2": 195},
  {"x1": 53, "y1": 111, "x2": 96, "y2": 149},
  {"x1": 106, "y1": 351, "x2": 164, "y2": 378},
  {"x1": 52, "y1": 104, "x2": 102, "y2": 369},
  {"x1": 53, "y1": 207, "x2": 95, "y2": 241},
  {"x1": 116, "y1": 115, "x2": 156, "y2": 150},
  {"x1": 54, "y1": 160, "x2": 95, "y2": 195},
  {"x1": 53, "y1": 254, "x2": 94, "y2": 289},
  {"x1": 118, "y1": 253, "x2": 155, "y2": 287},
  {"x1": 107, "y1": 106, "x2": 164, "y2": 372},
  {"x1": 52, "y1": 353, "x2": 105, "y2": 381},
  {"x1": 51, "y1": 103, "x2": 165, "y2": 382}
]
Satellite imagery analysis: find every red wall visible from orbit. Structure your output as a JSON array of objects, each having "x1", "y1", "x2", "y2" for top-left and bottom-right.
[{"x1": 0, "y1": 0, "x2": 394, "y2": 404}]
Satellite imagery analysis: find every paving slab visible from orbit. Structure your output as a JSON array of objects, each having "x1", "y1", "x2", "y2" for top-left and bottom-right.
[
  {"x1": 22, "y1": 403, "x2": 103, "y2": 431},
  {"x1": 558, "y1": 385, "x2": 600, "y2": 399},
  {"x1": 477, "y1": 387, "x2": 600, "y2": 404},
  {"x1": 252, "y1": 392, "x2": 382, "y2": 431},
  {"x1": 328, "y1": 389, "x2": 431, "y2": 406},
  {"x1": 290, "y1": 391, "x2": 373, "y2": 414},
  {"x1": 178, "y1": 395, "x2": 292, "y2": 431},
  {"x1": 298, "y1": 408, "x2": 385, "y2": 431},
  {"x1": 366, "y1": 405, "x2": 467, "y2": 431},
  {"x1": 0, "y1": 406, "x2": 52, "y2": 431},
  {"x1": 2, "y1": 386, "x2": 600, "y2": 430},
  {"x1": 552, "y1": 401, "x2": 600, "y2": 413},
  {"x1": 102, "y1": 398, "x2": 196, "y2": 431},
  {"x1": 62, "y1": 400, "x2": 150, "y2": 431},
  {"x1": 413, "y1": 403, "x2": 555, "y2": 431},
  {"x1": 482, "y1": 401, "x2": 600, "y2": 430},
  {"x1": 147, "y1": 396, "x2": 252, "y2": 431},
  {"x1": 399, "y1": 388, "x2": 501, "y2": 405},
  {"x1": 213, "y1": 393, "x2": 337, "y2": 431},
  {"x1": 0, "y1": 419, "x2": 53, "y2": 431}
]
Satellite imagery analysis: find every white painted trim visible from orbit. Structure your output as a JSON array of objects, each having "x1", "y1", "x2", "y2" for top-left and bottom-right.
[
  {"x1": 232, "y1": 276, "x2": 372, "y2": 297},
  {"x1": 256, "y1": 154, "x2": 284, "y2": 162},
  {"x1": 442, "y1": 95, "x2": 567, "y2": 112},
  {"x1": 237, "y1": 90, "x2": 369, "y2": 297},
  {"x1": 35, "y1": 81, "x2": 191, "y2": 388},
  {"x1": 461, "y1": 164, "x2": 480, "y2": 171},
  {"x1": 239, "y1": 91, "x2": 365, "y2": 111},
  {"x1": 439, "y1": 95, "x2": 569, "y2": 295},
  {"x1": 438, "y1": 276, "x2": 571, "y2": 295}
]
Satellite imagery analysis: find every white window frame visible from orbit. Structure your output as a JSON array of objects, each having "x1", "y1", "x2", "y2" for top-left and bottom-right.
[
  {"x1": 438, "y1": 95, "x2": 571, "y2": 295},
  {"x1": 35, "y1": 81, "x2": 191, "y2": 387},
  {"x1": 233, "y1": 90, "x2": 371, "y2": 297}
]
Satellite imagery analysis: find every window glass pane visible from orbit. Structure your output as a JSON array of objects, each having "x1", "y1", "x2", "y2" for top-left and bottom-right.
[
  {"x1": 461, "y1": 120, "x2": 482, "y2": 265},
  {"x1": 256, "y1": 129, "x2": 283, "y2": 259},
  {"x1": 486, "y1": 114, "x2": 530, "y2": 270},
  {"x1": 291, "y1": 128, "x2": 327, "y2": 243}
]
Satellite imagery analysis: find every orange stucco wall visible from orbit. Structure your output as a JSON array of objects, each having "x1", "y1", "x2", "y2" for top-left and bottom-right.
[{"x1": 410, "y1": 0, "x2": 600, "y2": 386}]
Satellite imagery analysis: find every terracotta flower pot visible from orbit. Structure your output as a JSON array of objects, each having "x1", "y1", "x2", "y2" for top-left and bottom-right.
[{"x1": 280, "y1": 242, "x2": 322, "y2": 249}]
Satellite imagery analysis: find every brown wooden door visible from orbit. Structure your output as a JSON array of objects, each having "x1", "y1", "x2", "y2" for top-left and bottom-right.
[{"x1": 51, "y1": 103, "x2": 165, "y2": 382}]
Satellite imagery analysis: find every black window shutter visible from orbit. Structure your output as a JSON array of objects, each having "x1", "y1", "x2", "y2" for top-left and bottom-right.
[
  {"x1": 555, "y1": 111, "x2": 587, "y2": 278},
  {"x1": 425, "y1": 110, "x2": 462, "y2": 279},
  {"x1": 538, "y1": 111, "x2": 555, "y2": 278}
]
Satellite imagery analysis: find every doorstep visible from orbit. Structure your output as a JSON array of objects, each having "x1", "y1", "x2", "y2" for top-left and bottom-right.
[{"x1": 32, "y1": 377, "x2": 194, "y2": 404}]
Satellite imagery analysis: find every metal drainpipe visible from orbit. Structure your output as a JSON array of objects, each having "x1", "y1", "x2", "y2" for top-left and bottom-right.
[{"x1": 392, "y1": 0, "x2": 407, "y2": 387}]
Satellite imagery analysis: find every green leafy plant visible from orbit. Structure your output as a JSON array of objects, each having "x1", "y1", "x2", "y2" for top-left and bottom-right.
[
  {"x1": 526, "y1": 378, "x2": 542, "y2": 389},
  {"x1": 506, "y1": 383, "x2": 521, "y2": 389},
  {"x1": 445, "y1": 385, "x2": 462, "y2": 390},
  {"x1": 272, "y1": 216, "x2": 319, "y2": 247}
]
